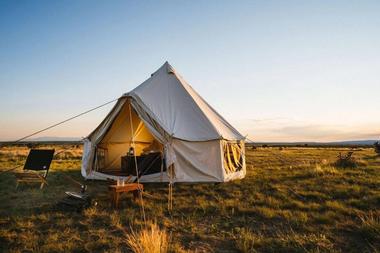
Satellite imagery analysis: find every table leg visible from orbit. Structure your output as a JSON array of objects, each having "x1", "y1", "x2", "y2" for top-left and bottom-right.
[
  {"x1": 114, "y1": 192, "x2": 120, "y2": 208},
  {"x1": 110, "y1": 191, "x2": 118, "y2": 208}
]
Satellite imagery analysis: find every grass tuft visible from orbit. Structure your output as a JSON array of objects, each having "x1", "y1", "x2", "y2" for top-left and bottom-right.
[
  {"x1": 273, "y1": 229, "x2": 334, "y2": 252},
  {"x1": 234, "y1": 227, "x2": 260, "y2": 253},
  {"x1": 126, "y1": 222, "x2": 170, "y2": 253},
  {"x1": 313, "y1": 164, "x2": 339, "y2": 176},
  {"x1": 357, "y1": 211, "x2": 380, "y2": 243},
  {"x1": 110, "y1": 212, "x2": 123, "y2": 229}
]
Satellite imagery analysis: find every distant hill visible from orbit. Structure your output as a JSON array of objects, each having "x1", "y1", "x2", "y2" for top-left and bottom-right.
[
  {"x1": 26, "y1": 136, "x2": 82, "y2": 142},
  {"x1": 248, "y1": 140, "x2": 378, "y2": 147},
  {"x1": 0, "y1": 136, "x2": 83, "y2": 145},
  {"x1": 327, "y1": 140, "x2": 378, "y2": 146}
]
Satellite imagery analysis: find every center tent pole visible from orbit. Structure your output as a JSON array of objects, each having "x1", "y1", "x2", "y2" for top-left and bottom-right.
[{"x1": 128, "y1": 100, "x2": 146, "y2": 224}]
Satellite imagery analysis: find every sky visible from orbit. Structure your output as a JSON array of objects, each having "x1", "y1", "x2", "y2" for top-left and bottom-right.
[{"x1": 0, "y1": 0, "x2": 379, "y2": 142}]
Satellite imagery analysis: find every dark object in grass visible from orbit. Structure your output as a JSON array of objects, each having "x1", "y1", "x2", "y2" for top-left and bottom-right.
[
  {"x1": 334, "y1": 152, "x2": 358, "y2": 168},
  {"x1": 26, "y1": 143, "x2": 36, "y2": 149},
  {"x1": 374, "y1": 141, "x2": 380, "y2": 155},
  {"x1": 56, "y1": 191, "x2": 93, "y2": 212}
]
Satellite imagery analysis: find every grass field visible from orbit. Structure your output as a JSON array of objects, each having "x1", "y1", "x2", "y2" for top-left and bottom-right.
[{"x1": 0, "y1": 145, "x2": 379, "y2": 252}]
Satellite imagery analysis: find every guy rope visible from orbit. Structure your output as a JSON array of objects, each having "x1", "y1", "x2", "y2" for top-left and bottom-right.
[
  {"x1": 1, "y1": 96, "x2": 169, "y2": 220},
  {"x1": 1, "y1": 98, "x2": 119, "y2": 174}
]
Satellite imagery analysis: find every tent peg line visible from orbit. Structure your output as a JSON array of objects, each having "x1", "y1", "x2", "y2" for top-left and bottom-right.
[{"x1": 8, "y1": 98, "x2": 119, "y2": 145}]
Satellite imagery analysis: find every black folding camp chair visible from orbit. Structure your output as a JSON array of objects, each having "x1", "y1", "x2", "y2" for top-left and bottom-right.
[{"x1": 15, "y1": 149, "x2": 55, "y2": 189}]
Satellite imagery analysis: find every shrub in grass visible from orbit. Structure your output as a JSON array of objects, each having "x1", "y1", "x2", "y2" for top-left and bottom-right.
[
  {"x1": 250, "y1": 145, "x2": 257, "y2": 150},
  {"x1": 27, "y1": 143, "x2": 36, "y2": 149},
  {"x1": 126, "y1": 223, "x2": 170, "y2": 253},
  {"x1": 374, "y1": 141, "x2": 380, "y2": 155},
  {"x1": 333, "y1": 152, "x2": 358, "y2": 168}
]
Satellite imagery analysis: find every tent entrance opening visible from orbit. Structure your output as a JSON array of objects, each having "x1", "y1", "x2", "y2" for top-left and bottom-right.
[{"x1": 93, "y1": 102, "x2": 165, "y2": 177}]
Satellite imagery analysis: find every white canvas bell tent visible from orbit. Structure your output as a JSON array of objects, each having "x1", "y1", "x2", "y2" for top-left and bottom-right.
[{"x1": 81, "y1": 62, "x2": 246, "y2": 182}]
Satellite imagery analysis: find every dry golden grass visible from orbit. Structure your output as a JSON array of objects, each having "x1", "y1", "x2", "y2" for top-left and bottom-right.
[
  {"x1": 312, "y1": 164, "x2": 339, "y2": 176},
  {"x1": 126, "y1": 223, "x2": 170, "y2": 253},
  {"x1": 234, "y1": 228, "x2": 260, "y2": 253},
  {"x1": 0, "y1": 145, "x2": 379, "y2": 252}
]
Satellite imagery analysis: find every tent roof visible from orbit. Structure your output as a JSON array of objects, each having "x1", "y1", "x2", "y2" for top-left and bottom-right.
[{"x1": 125, "y1": 62, "x2": 244, "y2": 141}]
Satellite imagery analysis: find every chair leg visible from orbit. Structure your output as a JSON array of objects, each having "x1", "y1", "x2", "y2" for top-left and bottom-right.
[
  {"x1": 16, "y1": 181, "x2": 19, "y2": 189},
  {"x1": 40, "y1": 182, "x2": 45, "y2": 189}
]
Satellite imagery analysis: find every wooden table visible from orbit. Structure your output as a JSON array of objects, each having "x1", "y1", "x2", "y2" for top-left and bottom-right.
[{"x1": 108, "y1": 183, "x2": 144, "y2": 208}]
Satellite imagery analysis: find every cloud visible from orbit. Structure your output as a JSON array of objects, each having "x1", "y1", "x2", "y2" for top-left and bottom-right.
[
  {"x1": 248, "y1": 117, "x2": 294, "y2": 124},
  {"x1": 235, "y1": 118, "x2": 380, "y2": 142},
  {"x1": 278, "y1": 125, "x2": 379, "y2": 141}
]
